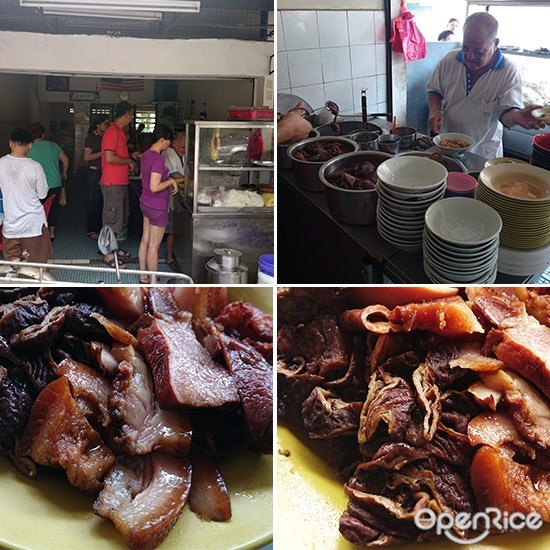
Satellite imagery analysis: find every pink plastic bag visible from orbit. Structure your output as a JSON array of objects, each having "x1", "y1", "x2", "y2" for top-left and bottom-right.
[{"x1": 390, "y1": 0, "x2": 427, "y2": 63}]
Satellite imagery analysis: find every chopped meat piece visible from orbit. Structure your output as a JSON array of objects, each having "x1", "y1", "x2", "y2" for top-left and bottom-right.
[
  {"x1": 138, "y1": 315, "x2": 239, "y2": 409},
  {"x1": 19, "y1": 377, "x2": 115, "y2": 493},
  {"x1": 93, "y1": 452, "x2": 192, "y2": 549},
  {"x1": 91, "y1": 312, "x2": 138, "y2": 348},
  {"x1": 342, "y1": 297, "x2": 484, "y2": 337},
  {"x1": 188, "y1": 450, "x2": 231, "y2": 521},
  {"x1": 471, "y1": 446, "x2": 550, "y2": 521},
  {"x1": 486, "y1": 319, "x2": 550, "y2": 399},
  {"x1": 278, "y1": 314, "x2": 351, "y2": 379},
  {"x1": 277, "y1": 367, "x2": 325, "y2": 424},
  {"x1": 448, "y1": 341, "x2": 504, "y2": 372},
  {"x1": 171, "y1": 287, "x2": 228, "y2": 319},
  {"x1": 53, "y1": 358, "x2": 111, "y2": 428},
  {"x1": 293, "y1": 140, "x2": 353, "y2": 162},
  {"x1": 277, "y1": 287, "x2": 348, "y2": 325},
  {"x1": 109, "y1": 345, "x2": 192, "y2": 456},
  {"x1": 97, "y1": 288, "x2": 145, "y2": 321},
  {"x1": 325, "y1": 161, "x2": 378, "y2": 190},
  {"x1": 525, "y1": 288, "x2": 550, "y2": 326},
  {"x1": 215, "y1": 330, "x2": 273, "y2": 454},
  {"x1": 65, "y1": 303, "x2": 112, "y2": 344},
  {"x1": 301, "y1": 387, "x2": 362, "y2": 438}
]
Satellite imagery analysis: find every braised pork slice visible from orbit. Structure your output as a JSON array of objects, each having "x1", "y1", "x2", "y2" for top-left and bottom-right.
[
  {"x1": 216, "y1": 331, "x2": 273, "y2": 454},
  {"x1": 109, "y1": 345, "x2": 192, "y2": 456},
  {"x1": 93, "y1": 452, "x2": 192, "y2": 549},
  {"x1": 486, "y1": 320, "x2": 550, "y2": 400},
  {"x1": 138, "y1": 315, "x2": 239, "y2": 408},
  {"x1": 53, "y1": 357, "x2": 111, "y2": 428},
  {"x1": 19, "y1": 377, "x2": 115, "y2": 493},
  {"x1": 188, "y1": 450, "x2": 231, "y2": 521}
]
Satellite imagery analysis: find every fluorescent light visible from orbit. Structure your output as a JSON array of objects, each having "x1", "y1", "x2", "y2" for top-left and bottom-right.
[
  {"x1": 42, "y1": 7, "x2": 162, "y2": 20},
  {"x1": 21, "y1": 0, "x2": 200, "y2": 13}
]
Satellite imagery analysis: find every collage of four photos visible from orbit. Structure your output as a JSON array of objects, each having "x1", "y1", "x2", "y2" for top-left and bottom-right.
[{"x1": 0, "y1": 0, "x2": 549, "y2": 549}]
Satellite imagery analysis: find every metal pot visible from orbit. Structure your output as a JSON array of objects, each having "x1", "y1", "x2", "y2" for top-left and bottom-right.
[
  {"x1": 378, "y1": 134, "x2": 401, "y2": 154},
  {"x1": 348, "y1": 130, "x2": 380, "y2": 151},
  {"x1": 316, "y1": 121, "x2": 383, "y2": 137},
  {"x1": 319, "y1": 151, "x2": 392, "y2": 225},
  {"x1": 287, "y1": 136, "x2": 359, "y2": 192},
  {"x1": 277, "y1": 128, "x2": 319, "y2": 170},
  {"x1": 205, "y1": 248, "x2": 248, "y2": 283},
  {"x1": 393, "y1": 127, "x2": 417, "y2": 149}
]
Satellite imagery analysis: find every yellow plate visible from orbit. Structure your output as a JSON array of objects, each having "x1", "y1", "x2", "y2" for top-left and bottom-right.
[
  {"x1": 0, "y1": 286, "x2": 273, "y2": 550},
  {"x1": 278, "y1": 422, "x2": 550, "y2": 549}
]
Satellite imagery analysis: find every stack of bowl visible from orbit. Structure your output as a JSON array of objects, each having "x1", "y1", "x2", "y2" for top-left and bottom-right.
[
  {"x1": 475, "y1": 163, "x2": 550, "y2": 249},
  {"x1": 498, "y1": 242, "x2": 550, "y2": 276},
  {"x1": 375, "y1": 156, "x2": 447, "y2": 251},
  {"x1": 423, "y1": 197, "x2": 502, "y2": 284},
  {"x1": 531, "y1": 133, "x2": 550, "y2": 171}
]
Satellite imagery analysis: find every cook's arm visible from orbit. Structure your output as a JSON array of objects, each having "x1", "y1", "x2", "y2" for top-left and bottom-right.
[
  {"x1": 500, "y1": 105, "x2": 545, "y2": 130},
  {"x1": 427, "y1": 94, "x2": 444, "y2": 134}
]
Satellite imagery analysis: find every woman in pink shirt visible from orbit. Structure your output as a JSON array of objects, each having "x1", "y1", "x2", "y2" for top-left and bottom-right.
[{"x1": 138, "y1": 125, "x2": 178, "y2": 283}]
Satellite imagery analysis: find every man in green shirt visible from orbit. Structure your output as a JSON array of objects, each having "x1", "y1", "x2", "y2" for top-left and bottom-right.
[{"x1": 27, "y1": 122, "x2": 69, "y2": 241}]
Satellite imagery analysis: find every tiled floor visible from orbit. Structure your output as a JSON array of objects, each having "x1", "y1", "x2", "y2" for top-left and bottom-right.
[{"x1": 48, "y1": 174, "x2": 179, "y2": 284}]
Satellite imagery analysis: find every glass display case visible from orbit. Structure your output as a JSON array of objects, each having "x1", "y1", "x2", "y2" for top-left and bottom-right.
[
  {"x1": 183, "y1": 120, "x2": 274, "y2": 213},
  {"x1": 174, "y1": 120, "x2": 274, "y2": 283}
]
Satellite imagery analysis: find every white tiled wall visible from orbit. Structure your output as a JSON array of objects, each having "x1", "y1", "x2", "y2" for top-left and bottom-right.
[{"x1": 278, "y1": 10, "x2": 387, "y2": 116}]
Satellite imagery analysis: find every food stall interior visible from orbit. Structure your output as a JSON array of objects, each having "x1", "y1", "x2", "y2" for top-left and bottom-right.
[{"x1": 277, "y1": 0, "x2": 550, "y2": 286}]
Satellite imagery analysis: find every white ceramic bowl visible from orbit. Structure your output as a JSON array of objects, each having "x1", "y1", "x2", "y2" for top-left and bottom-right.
[
  {"x1": 377, "y1": 156, "x2": 448, "y2": 193},
  {"x1": 424, "y1": 197, "x2": 502, "y2": 246},
  {"x1": 433, "y1": 132, "x2": 475, "y2": 157}
]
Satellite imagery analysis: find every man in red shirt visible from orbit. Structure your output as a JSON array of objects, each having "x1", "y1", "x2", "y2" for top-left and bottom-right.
[{"x1": 100, "y1": 101, "x2": 136, "y2": 268}]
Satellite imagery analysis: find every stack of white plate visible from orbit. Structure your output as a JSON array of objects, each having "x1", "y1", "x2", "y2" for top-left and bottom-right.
[
  {"x1": 423, "y1": 197, "x2": 502, "y2": 283},
  {"x1": 497, "y1": 242, "x2": 550, "y2": 276},
  {"x1": 476, "y1": 163, "x2": 550, "y2": 249},
  {"x1": 376, "y1": 156, "x2": 447, "y2": 251}
]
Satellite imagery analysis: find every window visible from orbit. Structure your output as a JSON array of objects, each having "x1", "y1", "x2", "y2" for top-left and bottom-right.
[
  {"x1": 91, "y1": 104, "x2": 114, "y2": 119},
  {"x1": 134, "y1": 104, "x2": 157, "y2": 133}
]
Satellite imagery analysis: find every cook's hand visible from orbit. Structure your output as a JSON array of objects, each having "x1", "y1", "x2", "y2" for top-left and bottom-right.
[
  {"x1": 277, "y1": 102, "x2": 313, "y2": 145},
  {"x1": 428, "y1": 112, "x2": 444, "y2": 135},
  {"x1": 513, "y1": 105, "x2": 546, "y2": 130}
]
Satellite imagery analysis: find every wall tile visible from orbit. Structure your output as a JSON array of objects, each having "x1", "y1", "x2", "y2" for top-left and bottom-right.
[
  {"x1": 318, "y1": 11, "x2": 349, "y2": 48},
  {"x1": 321, "y1": 46, "x2": 352, "y2": 83},
  {"x1": 376, "y1": 75, "x2": 387, "y2": 109},
  {"x1": 375, "y1": 43, "x2": 387, "y2": 75},
  {"x1": 348, "y1": 11, "x2": 375, "y2": 46},
  {"x1": 325, "y1": 80, "x2": 354, "y2": 114},
  {"x1": 350, "y1": 45, "x2": 377, "y2": 78},
  {"x1": 374, "y1": 10, "x2": 386, "y2": 44},
  {"x1": 277, "y1": 12, "x2": 286, "y2": 52},
  {"x1": 278, "y1": 51, "x2": 290, "y2": 90},
  {"x1": 287, "y1": 49, "x2": 323, "y2": 88},
  {"x1": 281, "y1": 11, "x2": 320, "y2": 50},
  {"x1": 291, "y1": 84, "x2": 326, "y2": 113}
]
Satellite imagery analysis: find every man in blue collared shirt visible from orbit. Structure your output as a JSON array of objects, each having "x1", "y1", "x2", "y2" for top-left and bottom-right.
[{"x1": 426, "y1": 12, "x2": 544, "y2": 159}]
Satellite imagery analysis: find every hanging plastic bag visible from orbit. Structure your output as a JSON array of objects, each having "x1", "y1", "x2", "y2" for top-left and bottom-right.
[{"x1": 390, "y1": 0, "x2": 427, "y2": 63}]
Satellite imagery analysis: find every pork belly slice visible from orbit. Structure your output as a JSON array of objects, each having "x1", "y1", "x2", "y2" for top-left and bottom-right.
[
  {"x1": 138, "y1": 316, "x2": 239, "y2": 409},
  {"x1": 471, "y1": 446, "x2": 550, "y2": 521},
  {"x1": 19, "y1": 377, "x2": 115, "y2": 493},
  {"x1": 188, "y1": 450, "x2": 231, "y2": 521},
  {"x1": 171, "y1": 287, "x2": 228, "y2": 319},
  {"x1": 96, "y1": 288, "x2": 145, "y2": 321},
  {"x1": 109, "y1": 345, "x2": 192, "y2": 456},
  {"x1": 214, "y1": 331, "x2": 273, "y2": 454},
  {"x1": 53, "y1": 357, "x2": 111, "y2": 428},
  {"x1": 341, "y1": 297, "x2": 484, "y2": 338},
  {"x1": 93, "y1": 452, "x2": 192, "y2": 550},
  {"x1": 486, "y1": 320, "x2": 550, "y2": 399}
]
